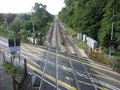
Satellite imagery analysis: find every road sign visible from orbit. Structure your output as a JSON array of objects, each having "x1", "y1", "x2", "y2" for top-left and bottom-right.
[
  {"x1": 10, "y1": 46, "x2": 20, "y2": 52},
  {"x1": 8, "y1": 39, "x2": 14, "y2": 47},
  {"x1": 8, "y1": 38, "x2": 21, "y2": 54},
  {"x1": 16, "y1": 39, "x2": 20, "y2": 46},
  {"x1": 8, "y1": 38, "x2": 20, "y2": 47}
]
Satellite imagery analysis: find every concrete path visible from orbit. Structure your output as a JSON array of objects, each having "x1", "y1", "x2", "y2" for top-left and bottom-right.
[{"x1": 0, "y1": 53, "x2": 13, "y2": 90}]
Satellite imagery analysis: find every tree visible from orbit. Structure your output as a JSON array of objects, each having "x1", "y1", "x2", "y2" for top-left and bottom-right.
[
  {"x1": 19, "y1": 29, "x2": 31, "y2": 41},
  {"x1": 0, "y1": 13, "x2": 4, "y2": 25},
  {"x1": 10, "y1": 17, "x2": 22, "y2": 32},
  {"x1": 32, "y1": 2, "x2": 53, "y2": 35}
]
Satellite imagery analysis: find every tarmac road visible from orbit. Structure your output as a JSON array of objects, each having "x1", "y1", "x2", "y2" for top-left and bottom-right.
[{"x1": 0, "y1": 37, "x2": 120, "y2": 90}]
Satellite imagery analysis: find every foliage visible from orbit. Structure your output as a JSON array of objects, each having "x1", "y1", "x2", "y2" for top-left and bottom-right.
[
  {"x1": 19, "y1": 29, "x2": 31, "y2": 41},
  {"x1": 0, "y1": 2, "x2": 53, "y2": 42},
  {"x1": 89, "y1": 51, "x2": 113, "y2": 65},
  {"x1": 0, "y1": 13, "x2": 4, "y2": 25},
  {"x1": 10, "y1": 18, "x2": 22, "y2": 32},
  {"x1": 32, "y1": 2, "x2": 53, "y2": 35},
  {"x1": 77, "y1": 41, "x2": 86, "y2": 49},
  {"x1": 3, "y1": 61, "x2": 17, "y2": 75},
  {"x1": 59, "y1": 0, "x2": 120, "y2": 53}
]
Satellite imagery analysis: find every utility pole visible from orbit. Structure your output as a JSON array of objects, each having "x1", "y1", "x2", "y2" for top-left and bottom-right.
[
  {"x1": 111, "y1": 9, "x2": 114, "y2": 41},
  {"x1": 31, "y1": 7, "x2": 35, "y2": 44},
  {"x1": 109, "y1": 0, "x2": 115, "y2": 60}
]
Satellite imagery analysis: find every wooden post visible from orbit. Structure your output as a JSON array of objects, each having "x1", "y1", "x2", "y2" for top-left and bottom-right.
[
  {"x1": 24, "y1": 59, "x2": 27, "y2": 78},
  {"x1": 12, "y1": 75, "x2": 16, "y2": 90},
  {"x1": 18, "y1": 53, "x2": 20, "y2": 63},
  {"x1": 3, "y1": 53, "x2": 5, "y2": 62},
  {"x1": 11, "y1": 56, "x2": 13, "y2": 66}
]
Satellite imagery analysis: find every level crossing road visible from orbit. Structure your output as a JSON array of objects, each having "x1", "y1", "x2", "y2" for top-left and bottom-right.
[
  {"x1": 0, "y1": 37, "x2": 120, "y2": 90},
  {"x1": 21, "y1": 43, "x2": 120, "y2": 90}
]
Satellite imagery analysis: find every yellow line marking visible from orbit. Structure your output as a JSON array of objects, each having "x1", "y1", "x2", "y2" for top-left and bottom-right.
[
  {"x1": 65, "y1": 76, "x2": 74, "y2": 81},
  {"x1": 88, "y1": 62, "x2": 112, "y2": 71},
  {"x1": 85, "y1": 62, "x2": 120, "y2": 77},
  {"x1": 22, "y1": 51, "x2": 120, "y2": 90},
  {"x1": 27, "y1": 63, "x2": 77, "y2": 90},
  {"x1": 91, "y1": 69, "x2": 120, "y2": 84},
  {"x1": 57, "y1": 55, "x2": 120, "y2": 77},
  {"x1": 20, "y1": 48, "x2": 76, "y2": 90},
  {"x1": 21, "y1": 46, "x2": 43, "y2": 59},
  {"x1": 78, "y1": 80, "x2": 108, "y2": 90},
  {"x1": 21, "y1": 46, "x2": 43, "y2": 55},
  {"x1": 21, "y1": 44, "x2": 120, "y2": 80},
  {"x1": 21, "y1": 54, "x2": 39, "y2": 67},
  {"x1": 22, "y1": 44, "x2": 45, "y2": 52},
  {"x1": 78, "y1": 80, "x2": 93, "y2": 86}
]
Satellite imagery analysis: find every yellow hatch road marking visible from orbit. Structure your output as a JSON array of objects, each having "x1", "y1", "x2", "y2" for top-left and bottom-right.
[
  {"x1": 22, "y1": 51, "x2": 120, "y2": 89},
  {"x1": 27, "y1": 63, "x2": 77, "y2": 90},
  {"x1": 22, "y1": 46, "x2": 108, "y2": 90},
  {"x1": 20, "y1": 46, "x2": 76, "y2": 90},
  {"x1": 22, "y1": 44, "x2": 120, "y2": 82}
]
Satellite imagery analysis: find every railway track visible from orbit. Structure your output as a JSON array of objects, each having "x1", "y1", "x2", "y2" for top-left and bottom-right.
[
  {"x1": 43, "y1": 20, "x2": 100, "y2": 90},
  {"x1": 44, "y1": 21, "x2": 77, "y2": 55}
]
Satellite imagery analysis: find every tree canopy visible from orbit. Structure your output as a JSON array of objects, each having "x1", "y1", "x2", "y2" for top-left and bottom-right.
[
  {"x1": 59, "y1": 0, "x2": 120, "y2": 52},
  {"x1": 0, "y1": 2, "x2": 53, "y2": 41}
]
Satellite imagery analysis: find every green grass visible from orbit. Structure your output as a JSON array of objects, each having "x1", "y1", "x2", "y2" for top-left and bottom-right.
[
  {"x1": 77, "y1": 40, "x2": 86, "y2": 49},
  {"x1": 62, "y1": 23, "x2": 77, "y2": 36},
  {"x1": 2, "y1": 61, "x2": 17, "y2": 75},
  {"x1": 61, "y1": 23, "x2": 86, "y2": 49}
]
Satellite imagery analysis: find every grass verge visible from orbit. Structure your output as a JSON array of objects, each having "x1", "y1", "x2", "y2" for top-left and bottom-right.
[{"x1": 2, "y1": 61, "x2": 17, "y2": 75}]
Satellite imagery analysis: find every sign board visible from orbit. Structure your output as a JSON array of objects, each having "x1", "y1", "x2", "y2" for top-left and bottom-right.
[
  {"x1": 16, "y1": 39, "x2": 20, "y2": 46},
  {"x1": 77, "y1": 33, "x2": 82, "y2": 40},
  {"x1": 10, "y1": 46, "x2": 20, "y2": 52},
  {"x1": 8, "y1": 39, "x2": 14, "y2": 47},
  {"x1": 83, "y1": 34, "x2": 87, "y2": 42},
  {"x1": 87, "y1": 37, "x2": 98, "y2": 50},
  {"x1": 8, "y1": 38, "x2": 21, "y2": 53},
  {"x1": 8, "y1": 38, "x2": 20, "y2": 47}
]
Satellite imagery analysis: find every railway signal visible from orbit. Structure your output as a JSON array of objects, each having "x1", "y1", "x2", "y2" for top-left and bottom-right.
[{"x1": 109, "y1": 39, "x2": 117, "y2": 47}]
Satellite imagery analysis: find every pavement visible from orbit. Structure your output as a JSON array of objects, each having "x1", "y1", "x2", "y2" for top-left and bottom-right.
[{"x1": 0, "y1": 52, "x2": 13, "y2": 90}]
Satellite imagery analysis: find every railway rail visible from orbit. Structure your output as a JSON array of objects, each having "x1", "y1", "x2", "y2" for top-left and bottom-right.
[
  {"x1": 43, "y1": 20, "x2": 101, "y2": 90},
  {"x1": 0, "y1": 35, "x2": 118, "y2": 90}
]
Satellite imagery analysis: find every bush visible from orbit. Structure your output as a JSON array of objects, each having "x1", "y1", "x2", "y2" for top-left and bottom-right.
[
  {"x1": 3, "y1": 61, "x2": 17, "y2": 75},
  {"x1": 89, "y1": 51, "x2": 112, "y2": 65}
]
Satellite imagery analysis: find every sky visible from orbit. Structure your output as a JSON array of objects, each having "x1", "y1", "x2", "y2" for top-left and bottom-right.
[{"x1": 0, "y1": 0, "x2": 65, "y2": 15}]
